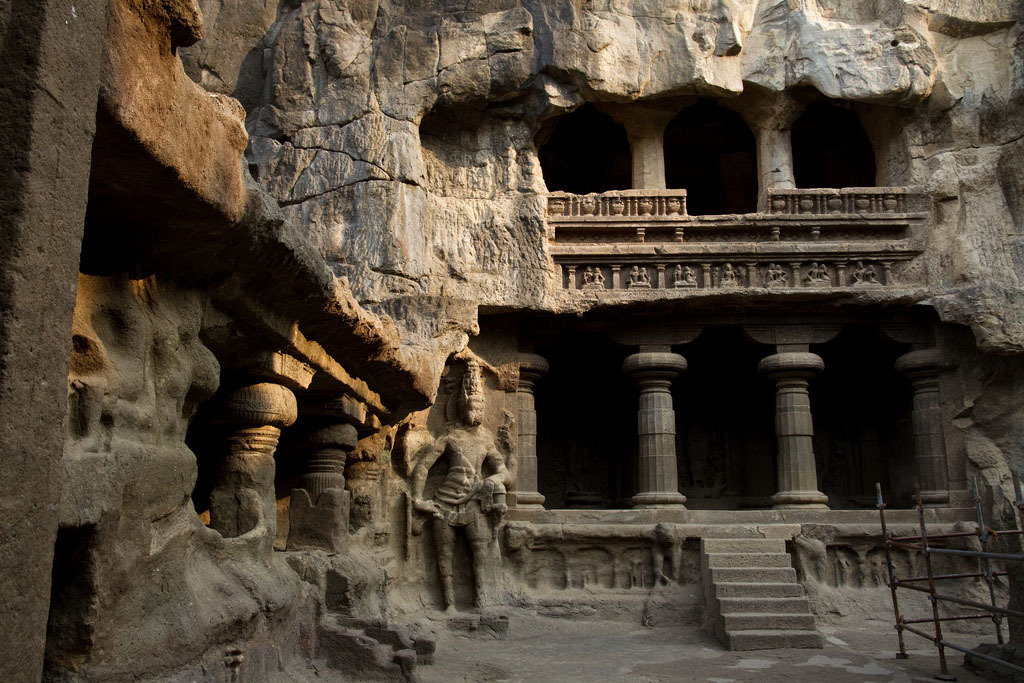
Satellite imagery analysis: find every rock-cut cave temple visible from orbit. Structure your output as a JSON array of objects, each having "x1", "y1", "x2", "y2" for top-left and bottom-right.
[{"x1": 2, "y1": 0, "x2": 1024, "y2": 681}]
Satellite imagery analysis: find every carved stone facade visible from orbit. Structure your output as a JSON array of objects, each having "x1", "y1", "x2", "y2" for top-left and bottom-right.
[{"x1": 552, "y1": 187, "x2": 926, "y2": 294}]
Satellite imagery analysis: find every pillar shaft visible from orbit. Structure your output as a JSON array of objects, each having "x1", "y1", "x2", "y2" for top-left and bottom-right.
[
  {"x1": 630, "y1": 129, "x2": 666, "y2": 189},
  {"x1": 288, "y1": 422, "x2": 357, "y2": 553},
  {"x1": 895, "y1": 349, "x2": 951, "y2": 504},
  {"x1": 759, "y1": 352, "x2": 829, "y2": 509},
  {"x1": 514, "y1": 354, "x2": 549, "y2": 508},
  {"x1": 755, "y1": 125, "x2": 795, "y2": 209},
  {"x1": 624, "y1": 351, "x2": 687, "y2": 508},
  {"x1": 209, "y1": 382, "x2": 297, "y2": 541}
]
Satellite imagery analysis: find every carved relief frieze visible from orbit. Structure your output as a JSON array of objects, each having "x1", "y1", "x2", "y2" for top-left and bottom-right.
[
  {"x1": 560, "y1": 259, "x2": 902, "y2": 293},
  {"x1": 767, "y1": 188, "x2": 926, "y2": 216},
  {"x1": 549, "y1": 186, "x2": 925, "y2": 297},
  {"x1": 547, "y1": 190, "x2": 688, "y2": 220}
]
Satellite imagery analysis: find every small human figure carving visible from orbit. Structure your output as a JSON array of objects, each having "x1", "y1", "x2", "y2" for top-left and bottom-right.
[
  {"x1": 852, "y1": 260, "x2": 880, "y2": 286},
  {"x1": 410, "y1": 361, "x2": 512, "y2": 612},
  {"x1": 765, "y1": 263, "x2": 788, "y2": 288},
  {"x1": 805, "y1": 262, "x2": 831, "y2": 286},
  {"x1": 673, "y1": 265, "x2": 697, "y2": 288},
  {"x1": 719, "y1": 263, "x2": 739, "y2": 287},
  {"x1": 628, "y1": 265, "x2": 651, "y2": 289},
  {"x1": 582, "y1": 266, "x2": 606, "y2": 290},
  {"x1": 630, "y1": 559, "x2": 644, "y2": 588}
]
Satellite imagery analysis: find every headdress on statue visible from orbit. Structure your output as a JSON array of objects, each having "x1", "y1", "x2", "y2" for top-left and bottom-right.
[{"x1": 460, "y1": 359, "x2": 484, "y2": 406}]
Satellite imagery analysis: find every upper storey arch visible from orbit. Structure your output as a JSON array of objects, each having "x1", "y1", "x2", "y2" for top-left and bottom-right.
[
  {"x1": 792, "y1": 99, "x2": 876, "y2": 189},
  {"x1": 663, "y1": 100, "x2": 758, "y2": 215},
  {"x1": 537, "y1": 104, "x2": 632, "y2": 195}
]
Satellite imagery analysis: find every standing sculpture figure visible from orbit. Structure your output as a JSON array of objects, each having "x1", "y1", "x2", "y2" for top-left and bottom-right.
[{"x1": 411, "y1": 361, "x2": 512, "y2": 612}]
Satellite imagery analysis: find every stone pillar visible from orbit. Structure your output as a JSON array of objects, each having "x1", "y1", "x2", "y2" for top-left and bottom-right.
[
  {"x1": 209, "y1": 382, "x2": 297, "y2": 541},
  {"x1": 288, "y1": 422, "x2": 358, "y2": 552},
  {"x1": 629, "y1": 122, "x2": 667, "y2": 189},
  {"x1": 615, "y1": 110, "x2": 674, "y2": 189},
  {"x1": 0, "y1": 2, "x2": 109, "y2": 677},
  {"x1": 754, "y1": 124, "x2": 795, "y2": 208},
  {"x1": 513, "y1": 354, "x2": 549, "y2": 509},
  {"x1": 758, "y1": 352, "x2": 829, "y2": 509},
  {"x1": 734, "y1": 92, "x2": 799, "y2": 210},
  {"x1": 624, "y1": 351, "x2": 688, "y2": 508},
  {"x1": 895, "y1": 349, "x2": 951, "y2": 504}
]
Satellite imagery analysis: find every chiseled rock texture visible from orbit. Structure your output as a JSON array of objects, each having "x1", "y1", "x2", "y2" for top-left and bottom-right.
[{"x1": 183, "y1": 0, "x2": 1024, "y2": 356}]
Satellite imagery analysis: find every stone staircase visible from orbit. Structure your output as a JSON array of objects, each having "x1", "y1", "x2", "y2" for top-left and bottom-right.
[
  {"x1": 701, "y1": 538, "x2": 824, "y2": 651},
  {"x1": 317, "y1": 616, "x2": 435, "y2": 682}
]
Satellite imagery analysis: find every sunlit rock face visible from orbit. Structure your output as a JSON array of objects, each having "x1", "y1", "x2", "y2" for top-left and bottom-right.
[{"x1": 184, "y1": 0, "x2": 1022, "y2": 358}]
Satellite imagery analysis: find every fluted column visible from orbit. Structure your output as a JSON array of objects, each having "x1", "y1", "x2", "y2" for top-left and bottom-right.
[
  {"x1": 759, "y1": 352, "x2": 829, "y2": 509},
  {"x1": 895, "y1": 349, "x2": 951, "y2": 504},
  {"x1": 624, "y1": 351, "x2": 688, "y2": 508},
  {"x1": 514, "y1": 354, "x2": 549, "y2": 509},
  {"x1": 209, "y1": 382, "x2": 297, "y2": 539},
  {"x1": 288, "y1": 422, "x2": 358, "y2": 552}
]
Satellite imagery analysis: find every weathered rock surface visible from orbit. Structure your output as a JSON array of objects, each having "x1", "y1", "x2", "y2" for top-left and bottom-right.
[{"x1": 182, "y1": 0, "x2": 1024, "y2": 360}]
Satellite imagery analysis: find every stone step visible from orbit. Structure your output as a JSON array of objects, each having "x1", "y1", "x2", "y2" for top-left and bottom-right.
[
  {"x1": 705, "y1": 552, "x2": 792, "y2": 568},
  {"x1": 708, "y1": 567, "x2": 798, "y2": 584},
  {"x1": 702, "y1": 538, "x2": 787, "y2": 554},
  {"x1": 719, "y1": 612, "x2": 817, "y2": 631},
  {"x1": 724, "y1": 629, "x2": 825, "y2": 651},
  {"x1": 717, "y1": 596, "x2": 812, "y2": 615},
  {"x1": 714, "y1": 582, "x2": 805, "y2": 598}
]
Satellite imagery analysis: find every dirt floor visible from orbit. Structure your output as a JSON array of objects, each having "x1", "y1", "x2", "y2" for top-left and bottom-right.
[{"x1": 418, "y1": 614, "x2": 996, "y2": 683}]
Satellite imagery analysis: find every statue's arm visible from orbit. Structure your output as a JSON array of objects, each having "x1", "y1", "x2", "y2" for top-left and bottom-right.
[
  {"x1": 483, "y1": 443, "x2": 512, "y2": 489},
  {"x1": 410, "y1": 439, "x2": 446, "y2": 517}
]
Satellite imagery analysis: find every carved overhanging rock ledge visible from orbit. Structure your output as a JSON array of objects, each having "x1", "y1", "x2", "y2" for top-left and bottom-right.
[
  {"x1": 88, "y1": 0, "x2": 431, "y2": 421},
  {"x1": 546, "y1": 187, "x2": 929, "y2": 294}
]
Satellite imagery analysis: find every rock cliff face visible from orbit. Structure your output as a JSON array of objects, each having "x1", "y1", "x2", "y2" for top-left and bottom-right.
[
  {"x1": 183, "y1": 0, "x2": 1022, "y2": 358},
  {"x1": 6, "y1": 1, "x2": 1020, "y2": 680}
]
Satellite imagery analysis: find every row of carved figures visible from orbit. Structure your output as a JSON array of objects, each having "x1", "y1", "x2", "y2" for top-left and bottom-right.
[{"x1": 567, "y1": 260, "x2": 890, "y2": 290}]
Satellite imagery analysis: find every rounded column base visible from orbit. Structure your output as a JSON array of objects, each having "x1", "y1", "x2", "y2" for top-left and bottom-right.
[
  {"x1": 512, "y1": 491, "x2": 546, "y2": 509},
  {"x1": 770, "y1": 490, "x2": 829, "y2": 509},
  {"x1": 918, "y1": 489, "x2": 949, "y2": 505},
  {"x1": 632, "y1": 491, "x2": 687, "y2": 509}
]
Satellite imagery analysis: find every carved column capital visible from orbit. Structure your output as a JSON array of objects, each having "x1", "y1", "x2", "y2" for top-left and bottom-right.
[
  {"x1": 623, "y1": 351, "x2": 688, "y2": 383},
  {"x1": 894, "y1": 348, "x2": 952, "y2": 380},
  {"x1": 517, "y1": 354, "x2": 550, "y2": 388},
  {"x1": 218, "y1": 382, "x2": 298, "y2": 429},
  {"x1": 758, "y1": 351, "x2": 824, "y2": 381}
]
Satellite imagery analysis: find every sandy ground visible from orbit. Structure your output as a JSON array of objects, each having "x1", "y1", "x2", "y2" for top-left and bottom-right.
[{"x1": 417, "y1": 615, "x2": 996, "y2": 683}]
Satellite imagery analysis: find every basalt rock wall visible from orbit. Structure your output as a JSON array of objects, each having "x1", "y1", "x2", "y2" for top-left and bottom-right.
[{"x1": 183, "y1": 0, "x2": 1023, "y2": 355}]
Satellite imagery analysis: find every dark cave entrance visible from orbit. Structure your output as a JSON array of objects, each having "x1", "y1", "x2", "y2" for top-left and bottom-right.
[
  {"x1": 534, "y1": 332, "x2": 635, "y2": 509},
  {"x1": 792, "y1": 99, "x2": 876, "y2": 189},
  {"x1": 672, "y1": 327, "x2": 777, "y2": 507},
  {"x1": 663, "y1": 100, "x2": 758, "y2": 215},
  {"x1": 537, "y1": 103, "x2": 632, "y2": 194}
]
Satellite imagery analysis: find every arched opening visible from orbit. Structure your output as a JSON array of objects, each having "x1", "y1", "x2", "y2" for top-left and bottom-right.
[
  {"x1": 792, "y1": 100, "x2": 876, "y2": 188},
  {"x1": 663, "y1": 100, "x2": 757, "y2": 215},
  {"x1": 537, "y1": 104, "x2": 631, "y2": 194}
]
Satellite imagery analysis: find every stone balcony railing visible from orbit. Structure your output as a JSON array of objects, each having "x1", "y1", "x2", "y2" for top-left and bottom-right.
[
  {"x1": 766, "y1": 187, "x2": 927, "y2": 216},
  {"x1": 545, "y1": 187, "x2": 931, "y2": 294}
]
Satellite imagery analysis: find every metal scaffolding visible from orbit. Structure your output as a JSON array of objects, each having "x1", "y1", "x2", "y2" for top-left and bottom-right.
[{"x1": 876, "y1": 474, "x2": 1024, "y2": 681}]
